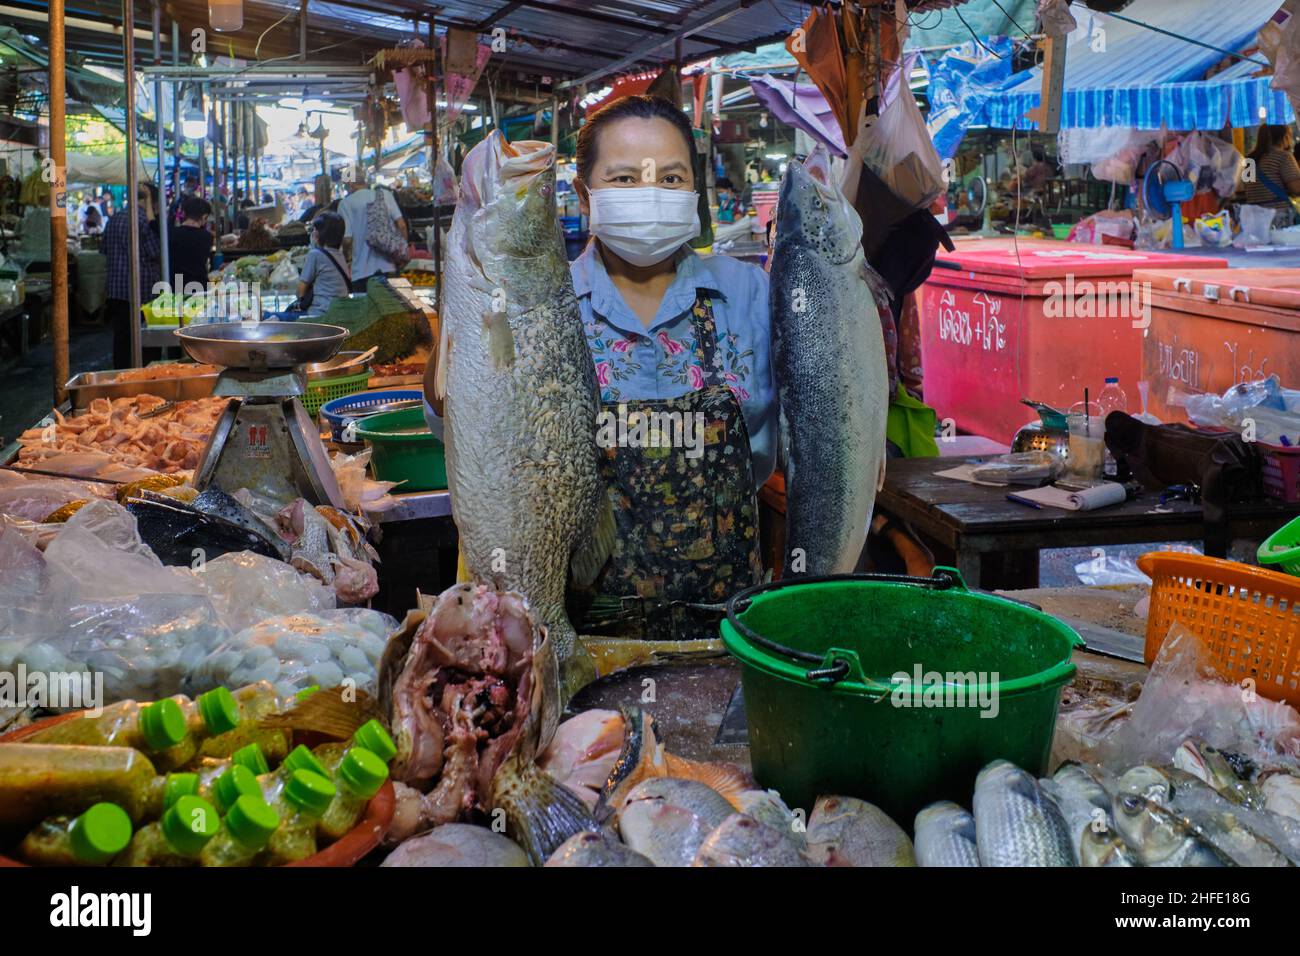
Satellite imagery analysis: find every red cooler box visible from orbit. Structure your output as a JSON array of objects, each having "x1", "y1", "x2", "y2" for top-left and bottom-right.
[
  {"x1": 917, "y1": 240, "x2": 1226, "y2": 443},
  {"x1": 1136, "y1": 268, "x2": 1300, "y2": 422}
]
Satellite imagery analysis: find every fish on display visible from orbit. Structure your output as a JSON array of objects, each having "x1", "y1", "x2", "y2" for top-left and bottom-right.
[
  {"x1": 972, "y1": 760, "x2": 1075, "y2": 867},
  {"x1": 693, "y1": 813, "x2": 811, "y2": 867},
  {"x1": 769, "y1": 153, "x2": 888, "y2": 575},
  {"x1": 617, "y1": 798, "x2": 717, "y2": 867},
  {"x1": 380, "y1": 823, "x2": 530, "y2": 867},
  {"x1": 735, "y1": 789, "x2": 807, "y2": 848},
  {"x1": 1261, "y1": 772, "x2": 1300, "y2": 823},
  {"x1": 124, "y1": 494, "x2": 286, "y2": 565},
  {"x1": 381, "y1": 582, "x2": 596, "y2": 863},
  {"x1": 1040, "y1": 762, "x2": 1116, "y2": 865},
  {"x1": 538, "y1": 709, "x2": 626, "y2": 809},
  {"x1": 1079, "y1": 827, "x2": 1138, "y2": 867},
  {"x1": 1171, "y1": 739, "x2": 1260, "y2": 807},
  {"x1": 913, "y1": 801, "x2": 980, "y2": 867},
  {"x1": 544, "y1": 831, "x2": 654, "y2": 867},
  {"x1": 1111, "y1": 791, "x2": 1231, "y2": 867},
  {"x1": 436, "y1": 130, "x2": 602, "y2": 702},
  {"x1": 190, "y1": 487, "x2": 290, "y2": 561},
  {"x1": 805, "y1": 795, "x2": 914, "y2": 866}
]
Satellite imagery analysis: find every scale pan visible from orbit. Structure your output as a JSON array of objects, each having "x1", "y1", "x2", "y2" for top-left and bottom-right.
[{"x1": 175, "y1": 322, "x2": 349, "y2": 369}]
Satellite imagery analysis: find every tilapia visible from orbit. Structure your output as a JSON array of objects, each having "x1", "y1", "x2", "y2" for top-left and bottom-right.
[
  {"x1": 769, "y1": 156, "x2": 888, "y2": 575},
  {"x1": 381, "y1": 582, "x2": 596, "y2": 862},
  {"x1": 805, "y1": 795, "x2": 914, "y2": 866},
  {"x1": 972, "y1": 760, "x2": 1075, "y2": 867},
  {"x1": 618, "y1": 799, "x2": 715, "y2": 867},
  {"x1": 544, "y1": 830, "x2": 654, "y2": 867},
  {"x1": 913, "y1": 801, "x2": 980, "y2": 867},
  {"x1": 735, "y1": 789, "x2": 806, "y2": 848},
  {"x1": 380, "y1": 823, "x2": 530, "y2": 867},
  {"x1": 693, "y1": 814, "x2": 811, "y2": 867},
  {"x1": 438, "y1": 130, "x2": 602, "y2": 701},
  {"x1": 620, "y1": 778, "x2": 734, "y2": 831}
]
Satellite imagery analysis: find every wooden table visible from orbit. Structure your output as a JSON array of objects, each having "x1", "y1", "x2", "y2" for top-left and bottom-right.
[{"x1": 877, "y1": 457, "x2": 1300, "y2": 590}]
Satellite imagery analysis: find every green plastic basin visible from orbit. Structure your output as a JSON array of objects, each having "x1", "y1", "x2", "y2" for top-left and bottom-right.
[
  {"x1": 354, "y1": 406, "x2": 446, "y2": 492},
  {"x1": 720, "y1": 569, "x2": 1083, "y2": 823}
]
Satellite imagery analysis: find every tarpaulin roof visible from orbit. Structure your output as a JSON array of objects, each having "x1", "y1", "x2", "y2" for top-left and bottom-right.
[
  {"x1": 0, "y1": 25, "x2": 124, "y2": 107},
  {"x1": 983, "y1": 0, "x2": 1293, "y2": 130}
]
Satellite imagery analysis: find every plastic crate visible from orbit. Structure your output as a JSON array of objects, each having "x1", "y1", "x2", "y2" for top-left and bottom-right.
[
  {"x1": 1259, "y1": 514, "x2": 1300, "y2": 578},
  {"x1": 303, "y1": 370, "x2": 371, "y2": 417},
  {"x1": 1261, "y1": 443, "x2": 1300, "y2": 503},
  {"x1": 1137, "y1": 551, "x2": 1300, "y2": 706}
]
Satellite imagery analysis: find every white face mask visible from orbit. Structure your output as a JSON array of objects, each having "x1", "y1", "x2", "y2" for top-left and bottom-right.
[{"x1": 588, "y1": 186, "x2": 699, "y2": 267}]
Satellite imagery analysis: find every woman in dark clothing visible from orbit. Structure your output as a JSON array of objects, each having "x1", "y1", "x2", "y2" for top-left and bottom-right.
[{"x1": 168, "y1": 195, "x2": 214, "y2": 293}]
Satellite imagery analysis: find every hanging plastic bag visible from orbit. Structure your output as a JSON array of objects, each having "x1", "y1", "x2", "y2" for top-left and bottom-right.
[
  {"x1": 851, "y1": 84, "x2": 945, "y2": 210},
  {"x1": 268, "y1": 255, "x2": 300, "y2": 293},
  {"x1": 1037, "y1": 0, "x2": 1077, "y2": 37},
  {"x1": 433, "y1": 155, "x2": 458, "y2": 206}
]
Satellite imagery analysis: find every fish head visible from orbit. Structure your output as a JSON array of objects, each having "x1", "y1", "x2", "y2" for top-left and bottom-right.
[
  {"x1": 775, "y1": 158, "x2": 862, "y2": 266},
  {"x1": 460, "y1": 132, "x2": 568, "y2": 309}
]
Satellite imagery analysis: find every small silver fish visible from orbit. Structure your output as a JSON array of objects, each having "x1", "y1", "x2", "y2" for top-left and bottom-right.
[
  {"x1": 805, "y1": 795, "x2": 914, "y2": 866},
  {"x1": 914, "y1": 801, "x2": 979, "y2": 867},
  {"x1": 618, "y1": 799, "x2": 715, "y2": 867},
  {"x1": 973, "y1": 760, "x2": 1074, "y2": 867},
  {"x1": 1042, "y1": 763, "x2": 1116, "y2": 865},
  {"x1": 693, "y1": 814, "x2": 811, "y2": 867},
  {"x1": 1111, "y1": 792, "x2": 1231, "y2": 867},
  {"x1": 544, "y1": 831, "x2": 654, "y2": 867}
]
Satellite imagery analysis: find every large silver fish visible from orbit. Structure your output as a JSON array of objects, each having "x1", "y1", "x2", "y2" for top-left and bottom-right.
[
  {"x1": 769, "y1": 155, "x2": 889, "y2": 575},
  {"x1": 913, "y1": 801, "x2": 980, "y2": 867},
  {"x1": 973, "y1": 760, "x2": 1075, "y2": 867},
  {"x1": 437, "y1": 131, "x2": 602, "y2": 700}
]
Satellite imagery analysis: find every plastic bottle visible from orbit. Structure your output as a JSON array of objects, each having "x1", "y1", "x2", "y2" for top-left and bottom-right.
[
  {"x1": 18, "y1": 802, "x2": 134, "y2": 866},
  {"x1": 191, "y1": 742, "x2": 271, "y2": 805},
  {"x1": 318, "y1": 747, "x2": 389, "y2": 843},
  {"x1": 199, "y1": 794, "x2": 280, "y2": 867},
  {"x1": 209, "y1": 765, "x2": 264, "y2": 814},
  {"x1": 263, "y1": 769, "x2": 336, "y2": 865},
  {"x1": 0, "y1": 744, "x2": 168, "y2": 827},
  {"x1": 257, "y1": 744, "x2": 328, "y2": 806},
  {"x1": 313, "y1": 719, "x2": 398, "y2": 777},
  {"x1": 1097, "y1": 377, "x2": 1128, "y2": 477},
  {"x1": 115, "y1": 795, "x2": 220, "y2": 866},
  {"x1": 28, "y1": 698, "x2": 188, "y2": 757},
  {"x1": 198, "y1": 682, "x2": 292, "y2": 762}
]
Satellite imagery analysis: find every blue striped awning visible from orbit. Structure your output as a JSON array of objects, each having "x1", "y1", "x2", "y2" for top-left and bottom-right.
[{"x1": 985, "y1": 0, "x2": 1295, "y2": 130}]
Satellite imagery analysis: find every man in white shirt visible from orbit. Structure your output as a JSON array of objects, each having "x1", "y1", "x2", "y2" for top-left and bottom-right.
[{"x1": 337, "y1": 165, "x2": 408, "y2": 292}]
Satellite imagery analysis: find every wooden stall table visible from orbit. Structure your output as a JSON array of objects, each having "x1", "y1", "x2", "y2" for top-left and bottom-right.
[{"x1": 877, "y1": 457, "x2": 1300, "y2": 590}]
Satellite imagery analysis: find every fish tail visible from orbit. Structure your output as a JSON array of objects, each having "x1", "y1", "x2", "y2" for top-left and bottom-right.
[{"x1": 492, "y1": 758, "x2": 599, "y2": 865}]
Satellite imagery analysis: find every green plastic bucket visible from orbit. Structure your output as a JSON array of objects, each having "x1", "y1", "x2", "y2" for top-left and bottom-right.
[
  {"x1": 721, "y1": 569, "x2": 1083, "y2": 823},
  {"x1": 354, "y1": 406, "x2": 447, "y2": 492},
  {"x1": 1258, "y1": 513, "x2": 1300, "y2": 578}
]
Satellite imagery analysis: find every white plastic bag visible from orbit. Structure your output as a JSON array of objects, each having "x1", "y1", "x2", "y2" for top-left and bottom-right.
[
  {"x1": 269, "y1": 256, "x2": 299, "y2": 293},
  {"x1": 852, "y1": 84, "x2": 945, "y2": 209},
  {"x1": 193, "y1": 551, "x2": 336, "y2": 634},
  {"x1": 1238, "y1": 204, "x2": 1277, "y2": 246}
]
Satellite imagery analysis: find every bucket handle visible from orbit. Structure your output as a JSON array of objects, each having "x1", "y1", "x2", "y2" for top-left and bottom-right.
[{"x1": 726, "y1": 568, "x2": 968, "y2": 685}]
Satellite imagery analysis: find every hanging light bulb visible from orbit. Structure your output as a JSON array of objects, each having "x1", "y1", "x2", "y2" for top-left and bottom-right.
[
  {"x1": 759, "y1": 112, "x2": 768, "y2": 129},
  {"x1": 209, "y1": 0, "x2": 242, "y2": 32},
  {"x1": 182, "y1": 107, "x2": 208, "y2": 139}
]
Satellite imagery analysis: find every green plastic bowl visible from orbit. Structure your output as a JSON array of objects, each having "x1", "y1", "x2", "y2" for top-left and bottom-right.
[
  {"x1": 721, "y1": 569, "x2": 1083, "y2": 823},
  {"x1": 1259, "y1": 513, "x2": 1300, "y2": 578},
  {"x1": 354, "y1": 406, "x2": 446, "y2": 492}
]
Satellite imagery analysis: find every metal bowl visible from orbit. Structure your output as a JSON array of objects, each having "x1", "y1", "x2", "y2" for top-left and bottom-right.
[
  {"x1": 305, "y1": 350, "x2": 373, "y2": 382},
  {"x1": 174, "y1": 321, "x2": 349, "y2": 370}
]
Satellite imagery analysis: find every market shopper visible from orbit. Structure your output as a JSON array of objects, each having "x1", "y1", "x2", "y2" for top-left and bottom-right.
[
  {"x1": 1243, "y1": 123, "x2": 1300, "y2": 225},
  {"x1": 274, "y1": 211, "x2": 351, "y2": 320},
  {"x1": 168, "y1": 195, "x2": 214, "y2": 293},
  {"x1": 103, "y1": 183, "x2": 161, "y2": 369},
  {"x1": 338, "y1": 166, "x2": 408, "y2": 292},
  {"x1": 298, "y1": 173, "x2": 336, "y2": 223}
]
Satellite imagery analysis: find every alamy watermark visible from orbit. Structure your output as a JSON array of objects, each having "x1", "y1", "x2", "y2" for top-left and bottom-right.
[
  {"x1": 1042, "y1": 273, "x2": 1151, "y2": 329},
  {"x1": 595, "y1": 403, "x2": 705, "y2": 460},
  {"x1": 0, "y1": 665, "x2": 104, "y2": 716},
  {"x1": 889, "y1": 664, "x2": 1000, "y2": 719}
]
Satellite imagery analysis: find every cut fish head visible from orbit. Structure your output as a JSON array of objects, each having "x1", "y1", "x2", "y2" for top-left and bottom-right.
[{"x1": 776, "y1": 158, "x2": 862, "y2": 267}]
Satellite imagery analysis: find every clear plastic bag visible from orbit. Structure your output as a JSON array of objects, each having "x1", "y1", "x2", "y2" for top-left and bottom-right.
[
  {"x1": 193, "y1": 550, "x2": 336, "y2": 634},
  {"x1": 852, "y1": 84, "x2": 945, "y2": 209},
  {"x1": 330, "y1": 447, "x2": 399, "y2": 513},
  {"x1": 268, "y1": 256, "x2": 300, "y2": 293},
  {"x1": 1238, "y1": 204, "x2": 1277, "y2": 245},
  {"x1": 185, "y1": 608, "x2": 398, "y2": 700}
]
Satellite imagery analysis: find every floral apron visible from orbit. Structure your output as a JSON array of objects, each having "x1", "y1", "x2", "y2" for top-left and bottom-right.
[{"x1": 581, "y1": 293, "x2": 763, "y2": 641}]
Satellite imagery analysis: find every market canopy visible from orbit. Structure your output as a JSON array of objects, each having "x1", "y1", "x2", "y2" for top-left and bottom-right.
[{"x1": 982, "y1": 0, "x2": 1294, "y2": 130}]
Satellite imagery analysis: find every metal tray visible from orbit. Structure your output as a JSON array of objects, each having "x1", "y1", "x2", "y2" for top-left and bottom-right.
[
  {"x1": 305, "y1": 350, "x2": 373, "y2": 382},
  {"x1": 64, "y1": 368, "x2": 219, "y2": 410},
  {"x1": 175, "y1": 321, "x2": 348, "y2": 370}
]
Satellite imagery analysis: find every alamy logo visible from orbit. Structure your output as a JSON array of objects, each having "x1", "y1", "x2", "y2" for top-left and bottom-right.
[
  {"x1": 50, "y1": 887, "x2": 151, "y2": 936},
  {"x1": 1042, "y1": 273, "x2": 1151, "y2": 329}
]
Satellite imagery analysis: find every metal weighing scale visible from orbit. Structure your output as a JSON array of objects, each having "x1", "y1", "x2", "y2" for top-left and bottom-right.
[{"x1": 175, "y1": 321, "x2": 350, "y2": 509}]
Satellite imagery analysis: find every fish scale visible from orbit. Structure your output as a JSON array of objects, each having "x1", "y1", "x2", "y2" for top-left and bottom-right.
[
  {"x1": 770, "y1": 159, "x2": 888, "y2": 576},
  {"x1": 441, "y1": 132, "x2": 602, "y2": 706},
  {"x1": 973, "y1": 760, "x2": 1075, "y2": 867}
]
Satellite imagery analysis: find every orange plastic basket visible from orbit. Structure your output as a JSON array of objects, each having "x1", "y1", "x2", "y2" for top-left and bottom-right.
[{"x1": 1137, "y1": 551, "x2": 1300, "y2": 707}]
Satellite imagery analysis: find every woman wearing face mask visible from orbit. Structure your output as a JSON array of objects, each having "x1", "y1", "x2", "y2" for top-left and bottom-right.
[{"x1": 566, "y1": 94, "x2": 775, "y2": 641}]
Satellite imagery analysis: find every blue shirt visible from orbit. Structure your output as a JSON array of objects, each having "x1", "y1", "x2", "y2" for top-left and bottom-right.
[
  {"x1": 573, "y1": 243, "x2": 776, "y2": 485},
  {"x1": 104, "y1": 207, "x2": 161, "y2": 302},
  {"x1": 298, "y1": 246, "x2": 350, "y2": 316},
  {"x1": 425, "y1": 244, "x2": 777, "y2": 486}
]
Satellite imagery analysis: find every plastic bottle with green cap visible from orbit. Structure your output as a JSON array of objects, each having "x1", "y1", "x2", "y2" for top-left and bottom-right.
[
  {"x1": 257, "y1": 744, "x2": 328, "y2": 806},
  {"x1": 318, "y1": 747, "x2": 390, "y2": 843},
  {"x1": 28, "y1": 698, "x2": 188, "y2": 758},
  {"x1": 18, "y1": 803, "x2": 134, "y2": 866},
  {"x1": 210, "y1": 765, "x2": 264, "y2": 814},
  {"x1": 163, "y1": 772, "x2": 199, "y2": 812},
  {"x1": 314, "y1": 719, "x2": 398, "y2": 777},
  {"x1": 199, "y1": 794, "x2": 281, "y2": 867},
  {"x1": 0, "y1": 744, "x2": 175, "y2": 828},
  {"x1": 188, "y1": 741, "x2": 271, "y2": 805},
  {"x1": 197, "y1": 681, "x2": 293, "y2": 763},
  {"x1": 115, "y1": 795, "x2": 220, "y2": 867},
  {"x1": 264, "y1": 769, "x2": 336, "y2": 865},
  {"x1": 151, "y1": 687, "x2": 245, "y2": 770}
]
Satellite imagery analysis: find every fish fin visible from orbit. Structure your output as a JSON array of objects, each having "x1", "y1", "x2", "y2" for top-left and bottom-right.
[
  {"x1": 483, "y1": 310, "x2": 516, "y2": 369},
  {"x1": 492, "y1": 757, "x2": 599, "y2": 865},
  {"x1": 876, "y1": 454, "x2": 887, "y2": 493},
  {"x1": 262, "y1": 686, "x2": 377, "y2": 739},
  {"x1": 661, "y1": 753, "x2": 753, "y2": 809},
  {"x1": 434, "y1": 315, "x2": 450, "y2": 402},
  {"x1": 569, "y1": 493, "x2": 616, "y2": 589}
]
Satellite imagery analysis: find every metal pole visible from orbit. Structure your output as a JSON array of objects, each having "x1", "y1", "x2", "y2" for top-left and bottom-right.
[
  {"x1": 428, "y1": 15, "x2": 441, "y2": 319},
  {"x1": 153, "y1": 1, "x2": 169, "y2": 294},
  {"x1": 50, "y1": 0, "x2": 69, "y2": 403},
  {"x1": 550, "y1": 95, "x2": 558, "y2": 148},
  {"x1": 299, "y1": 0, "x2": 307, "y2": 61},
  {"x1": 124, "y1": 0, "x2": 142, "y2": 368},
  {"x1": 172, "y1": 20, "x2": 180, "y2": 212}
]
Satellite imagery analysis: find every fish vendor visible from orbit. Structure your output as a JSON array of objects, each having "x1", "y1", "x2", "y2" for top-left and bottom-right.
[{"x1": 428, "y1": 94, "x2": 776, "y2": 642}]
